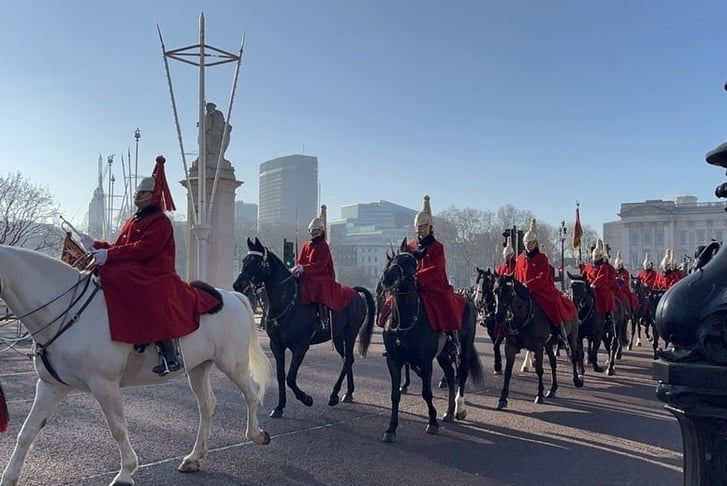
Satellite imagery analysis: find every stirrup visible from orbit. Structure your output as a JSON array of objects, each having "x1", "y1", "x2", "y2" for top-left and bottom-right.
[{"x1": 152, "y1": 357, "x2": 180, "y2": 376}]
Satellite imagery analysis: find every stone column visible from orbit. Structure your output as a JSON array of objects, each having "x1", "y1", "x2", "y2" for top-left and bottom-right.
[{"x1": 182, "y1": 158, "x2": 243, "y2": 289}]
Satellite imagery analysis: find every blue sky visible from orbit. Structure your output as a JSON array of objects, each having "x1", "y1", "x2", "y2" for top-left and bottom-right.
[{"x1": 2, "y1": 1, "x2": 727, "y2": 234}]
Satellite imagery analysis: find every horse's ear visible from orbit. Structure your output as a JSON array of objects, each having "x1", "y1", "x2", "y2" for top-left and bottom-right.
[
  {"x1": 476, "y1": 266, "x2": 482, "y2": 273},
  {"x1": 400, "y1": 237, "x2": 408, "y2": 252},
  {"x1": 254, "y1": 237, "x2": 262, "y2": 248},
  {"x1": 247, "y1": 237, "x2": 254, "y2": 249}
]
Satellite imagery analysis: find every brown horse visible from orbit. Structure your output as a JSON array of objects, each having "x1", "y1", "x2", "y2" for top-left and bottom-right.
[{"x1": 493, "y1": 274, "x2": 583, "y2": 410}]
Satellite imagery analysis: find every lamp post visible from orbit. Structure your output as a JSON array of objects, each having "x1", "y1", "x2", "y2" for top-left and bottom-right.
[
  {"x1": 134, "y1": 128, "x2": 141, "y2": 192},
  {"x1": 559, "y1": 220, "x2": 567, "y2": 292}
]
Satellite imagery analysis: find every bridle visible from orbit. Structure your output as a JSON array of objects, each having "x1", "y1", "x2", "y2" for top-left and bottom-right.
[
  {"x1": 381, "y1": 253, "x2": 421, "y2": 332},
  {"x1": 242, "y1": 249, "x2": 297, "y2": 323},
  {"x1": 494, "y1": 276, "x2": 534, "y2": 335}
]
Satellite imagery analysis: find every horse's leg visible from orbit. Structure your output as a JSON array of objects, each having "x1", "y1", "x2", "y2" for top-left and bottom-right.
[
  {"x1": 420, "y1": 360, "x2": 439, "y2": 434},
  {"x1": 400, "y1": 364, "x2": 411, "y2": 394},
  {"x1": 520, "y1": 349, "x2": 532, "y2": 372},
  {"x1": 544, "y1": 343, "x2": 558, "y2": 399},
  {"x1": 328, "y1": 334, "x2": 354, "y2": 406},
  {"x1": 286, "y1": 347, "x2": 314, "y2": 407},
  {"x1": 437, "y1": 354, "x2": 457, "y2": 423},
  {"x1": 533, "y1": 346, "x2": 546, "y2": 404},
  {"x1": 89, "y1": 380, "x2": 139, "y2": 486},
  {"x1": 453, "y1": 346, "x2": 469, "y2": 421},
  {"x1": 1, "y1": 380, "x2": 69, "y2": 486},
  {"x1": 269, "y1": 340, "x2": 288, "y2": 418},
  {"x1": 589, "y1": 328, "x2": 605, "y2": 373},
  {"x1": 652, "y1": 324, "x2": 660, "y2": 360},
  {"x1": 497, "y1": 342, "x2": 517, "y2": 410},
  {"x1": 493, "y1": 336, "x2": 503, "y2": 375},
  {"x1": 179, "y1": 362, "x2": 215, "y2": 472},
  {"x1": 569, "y1": 324, "x2": 585, "y2": 388},
  {"x1": 218, "y1": 357, "x2": 271, "y2": 446},
  {"x1": 604, "y1": 330, "x2": 617, "y2": 376},
  {"x1": 383, "y1": 358, "x2": 403, "y2": 443}
]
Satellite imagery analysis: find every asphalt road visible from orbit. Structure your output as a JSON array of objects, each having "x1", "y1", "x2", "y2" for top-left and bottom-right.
[{"x1": 0, "y1": 322, "x2": 683, "y2": 486}]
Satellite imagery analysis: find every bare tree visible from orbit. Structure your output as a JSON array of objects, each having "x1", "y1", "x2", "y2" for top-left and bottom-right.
[{"x1": 0, "y1": 172, "x2": 59, "y2": 251}]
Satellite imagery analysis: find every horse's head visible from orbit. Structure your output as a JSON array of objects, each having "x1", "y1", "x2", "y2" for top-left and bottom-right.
[
  {"x1": 493, "y1": 273, "x2": 516, "y2": 322},
  {"x1": 234, "y1": 237, "x2": 279, "y2": 293},
  {"x1": 474, "y1": 266, "x2": 495, "y2": 312},
  {"x1": 379, "y1": 238, "x2": 419, "y2": 293},
  {"x1": 568, "y1": 274, "x2": 589, "y2": 305}
]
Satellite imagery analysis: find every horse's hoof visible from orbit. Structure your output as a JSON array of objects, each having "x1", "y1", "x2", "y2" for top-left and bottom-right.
[
  {"x1": 399, "y1": 386, "x2": 409, "y2": 394},
  {"x1": 496, "y1": 399, "x2": 508, "y2": 410},
  {"x1": 342, "y1": 393, "x2": 354, "y2": 403},
  {"x1": 438, "y1": 379, "x2": 447, "y2": 389},
  {"x1": 456, "y1": 410, "x2": 467, "y2": 421},
  {"x1": 627, "y1": 344, "x2": 633, "y2": 351},
  {"x1": 545, "y1": 390, "x2": 556, "y2": 399},
  {"x1": 637, "y1": 340, "x2": 642, "y2": 347},
  {"x1": 607, "y1": 369, "x2": 615, "y2": 376},
  {"x1": 593, "y1": 365, "x2": 604, "y2": 373},
  {"x1": 383, "y1": 432, "x2": 397, "y2": 443},
  {"x1": 442, "y1": 413, "x2": 454, "y2": 423},
  {"x1": 302, "y1": 395, "x2": 313, "y2": 407},
  {"x1": 575, "y1": 377, "x2": 584, "y2": 388},
  {"x1": 328, "y1": 395, "x2": 340, "y2": 406},
  {"x1": 270, "y1": 408, "x2": 283, "y2": 418},
  {"x1": 178, "y1": 460, "x2": 201, "y2": 473},
  {"x1": 252, "y1": 430, "x2": 271, "y2": 445},
  {"x1": 426, "y1": 423, "x2": 439, "y2": 434},
  {"x1": 493, "y1": 370, "x2": 502, "y2": 375},
  {"x1": 534, "y1": 396, "x2": 544, "y2": 404}
]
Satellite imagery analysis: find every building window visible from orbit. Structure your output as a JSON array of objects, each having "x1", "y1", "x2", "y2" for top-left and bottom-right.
[
  {"x1": 642, "y1": 231, "x2": 651, "y2": 245},
  {"x1": 715, "y1": 230, "x2": 724, "y2": 242},
  {"x1": 679, "y1": 230, "x2": 687, "y2": 245},
  {"x1": 655, "y1": 230, "x2": 664, "y2": 245},
  {"x1": 696, "y1": 230, "x2": 706, "y2": 244},
  {"x1": 630, "y1": 231, "x2": 639, "y2": 245}
]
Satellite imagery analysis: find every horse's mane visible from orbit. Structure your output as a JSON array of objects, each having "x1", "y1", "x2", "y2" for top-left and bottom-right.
[{"x1": 0, "y1": 245, "x2": 81, "y2": 280}]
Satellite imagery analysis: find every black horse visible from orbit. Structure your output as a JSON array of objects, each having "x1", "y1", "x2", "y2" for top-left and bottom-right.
[
  {"x1": 493, "y1": 274, "x2": 584, "y2": 410},
  {"x1": 569, "y1": 277, "x2": 607, "y2": 374},
  {"x1": 473, "y1": 267, "x2": 504, "y2": 374},
  {"x1": 233, "y1": 237, "x2": 376, "y2": 418},
  {"x1": 379, "y1": 239, "x2": 484, "y2": 443}
]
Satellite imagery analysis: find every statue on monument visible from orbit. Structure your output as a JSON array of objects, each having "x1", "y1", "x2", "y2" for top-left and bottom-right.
[{"x1": 199, "y1": 102, "x2": 231, "y2": 163}]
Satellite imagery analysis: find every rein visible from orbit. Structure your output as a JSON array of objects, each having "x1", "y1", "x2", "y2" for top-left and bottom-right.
[
  {"x1": 384, "y1": 262, "x2": 421, "y2": 333},
  {"x1": 499, "y1": 279, "x2": 535, "y2": 335},
  {"x1": 245, "y1": 250, "x2": 297, "y2": 323}
]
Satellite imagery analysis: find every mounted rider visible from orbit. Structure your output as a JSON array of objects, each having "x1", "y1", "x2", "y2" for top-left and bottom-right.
[
  {"x1": 636, "y1": 253, "x2": 657, "y2": 290},
  {"x1": 496, "y1": 236, "x2": 517, "y2": 276},
  {"x1": 292, "y1": 204, "x2": 356, "y2": 332},
  {"x1": 407, "y1": 195, "x2": 465, "y2": 358},
  {"x1": 579, "y1": 239, "x2": 618, "y2": 326},
  {"x1": 613, "y1": 250, "x2": 638, "y2": 311},
  {"x1": 514, "y1": 219, "x2": 577, "y2": 343},
  {"x1": 82, "y1": 156, "x2": 221, "y2": 376}
]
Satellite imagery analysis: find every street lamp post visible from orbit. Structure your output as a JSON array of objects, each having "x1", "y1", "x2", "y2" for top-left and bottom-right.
[{"x1": 559, "y1": 220, "x2": 567, "y2": 292}]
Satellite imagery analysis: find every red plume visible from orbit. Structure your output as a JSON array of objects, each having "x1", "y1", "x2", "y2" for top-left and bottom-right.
[{"x1": 151, "y1": 155, "x2": 176, "y2": 212}]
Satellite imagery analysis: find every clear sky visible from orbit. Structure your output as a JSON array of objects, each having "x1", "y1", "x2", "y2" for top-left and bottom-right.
[{"x1": 2, "y1": 1, "x2": 727, "y2": 234}]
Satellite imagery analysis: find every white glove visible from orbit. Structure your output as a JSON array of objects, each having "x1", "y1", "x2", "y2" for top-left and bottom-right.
[
  {"x1": 91, "y1": 249, "x2": 108, "y2": 265},
  {"x1": 292, "y1": 264, "x2": 304, "y2": 276},
  {"x1": 590, "y1": 284, "x2": 596, "y2": 289},
  {"x1": 80, "y1": 234, "x2": 95, "y2": 249}
]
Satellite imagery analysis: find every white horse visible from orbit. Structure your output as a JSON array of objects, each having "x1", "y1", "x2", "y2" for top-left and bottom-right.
[{"x1": 0, "y1": 245, "x2": 271, "y2": 486}]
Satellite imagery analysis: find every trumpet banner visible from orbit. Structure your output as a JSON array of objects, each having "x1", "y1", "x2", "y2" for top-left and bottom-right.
[{"x1": 61, "y1": 232, "x2": 91, "y2": 269}]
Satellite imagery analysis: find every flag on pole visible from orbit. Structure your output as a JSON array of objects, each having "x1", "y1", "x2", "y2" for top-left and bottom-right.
[{"x1": 572, "y1": 203, "x2": 583, "y2": 251}]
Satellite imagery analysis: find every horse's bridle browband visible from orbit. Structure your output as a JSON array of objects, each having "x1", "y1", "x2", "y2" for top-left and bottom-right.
[
  {"x1": 383, "y1": 257, "x2": 421, "y2": 333},
  {"x1": 244, "y1": 249, "x2": 297, "y2": 323}
]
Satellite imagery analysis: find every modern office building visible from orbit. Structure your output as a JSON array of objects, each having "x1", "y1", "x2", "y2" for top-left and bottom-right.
[
  {"x1": 604, "y1": 196, "x2": 727, "y2": 271},
  {"x1": 328, "y1": 200, "x2": 417, "y2": 284},
  {"x1": 258, "y1": 155, "x2": 318, "y2": 229}
]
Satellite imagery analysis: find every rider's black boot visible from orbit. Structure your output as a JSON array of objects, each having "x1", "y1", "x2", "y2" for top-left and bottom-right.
[
  {"x1": 446, "y1": 330, "x2": 461, "y2": 358},
  {"x1": 152, "y1": 340, "x2": 181, "y2": 376}
]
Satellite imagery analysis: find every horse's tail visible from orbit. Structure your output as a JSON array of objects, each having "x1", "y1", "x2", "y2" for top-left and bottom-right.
[
  {"x1": 463, "y1": 301, "x2": 485, "y2": 387},
  {"x1": 234, "y1": 291, "x2": 271, "y2": 404},
  {"x1": 0, "y1": 380, "x2": 7, "y2": 432},
  {"x1": 354, "y1": 286, "x2": 376, "y2": 357}
]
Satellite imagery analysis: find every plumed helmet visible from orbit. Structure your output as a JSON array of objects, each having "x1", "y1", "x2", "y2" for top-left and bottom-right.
[
  {"x1": 643, "y1": 253, "x2": 650, "y2": 270},
  {"x1": 660, "y1": 249, "x2": 670, "y2": 270},
  {"x1": 136, "y1": 176, "x2": 155, "y2": 193},
  {"x1": 591, "y1": 239, "x2": 604, "y2": 260},
  {"x1": 614, "y1": 250, "x2": 623, "y2": 269},
  {"x1": 523, "y1": 218, "x2": 538, "y2": 245},
  {"x1": 602, "y1": 242, "x2": 610, "y2": 262},
  {"x1": 413, "y1": 195, "x2": 433, "y2": 228},
  {"x1": 503, "y1": 236, "x2": 515, "y2": 258},
  {"x1": 667, "y1": 248, "x2": 675, "y2": 269},
  {"x1": 308, "y1": 205, "x2": 327, "y2": 232}
]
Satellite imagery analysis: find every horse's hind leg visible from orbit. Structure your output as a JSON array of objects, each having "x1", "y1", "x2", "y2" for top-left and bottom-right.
[
  {"x1": 329, "y1": 336, "x2": 354, "y2": 406},
  {"x1": 497, "y1": 343, "x2": 517, "y2": 410},
  {"x1": 543, "y1": 344, "x2": 558, "y2": 400},
  {"x1": 89, "y1": 380, "x2": 139, "y2": 486},
  {"x1": 179, "y1": 362, "x2": 216, "y2": 473},
  {"x1": 218, "y1": 356, "x2": 270, "y2": 447},
  {"x1": 437, "y1": 355, "x2": 457, "y2": 423},
  {"x1": 493, "y1": 336, "x2": 503, "y2": 375},
  {"x1": 2, "y1": 380, "x2": 69, "y2": 486},
  {"x1": 533, "y1": 347, "x2": 547, "y2": 404}
]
